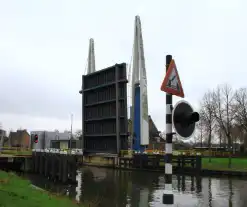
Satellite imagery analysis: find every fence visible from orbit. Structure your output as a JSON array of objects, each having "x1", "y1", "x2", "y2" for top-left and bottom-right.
[{"x1": 119, "y1": 154, "x2": 202, "y2": 173}]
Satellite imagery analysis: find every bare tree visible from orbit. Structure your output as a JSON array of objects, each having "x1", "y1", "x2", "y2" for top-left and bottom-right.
[
  {"x1": 212, "y1": 84, "x2": 236, "y2": 167},
  {"x1": 234, "y1": 87, "x2": 247, "y2": 152},
  {"x1": 214, "y1": 124, "x2": 225, "y2": 148},
  {"x1": 195, "y1": 118, "x2": 205, "y2": 147},
  {"x1": 200, "y1": 90, "x2": 215, "y2": 149},
  {"x1": 212, "y1": 84, "x2": 236, "y2": 148},
  {"x1": 74, "y1": 129, "x2": 82, "y2": 140},
  {"x1": 230, "y1": 124, "x2": 242, "y2": 153}
]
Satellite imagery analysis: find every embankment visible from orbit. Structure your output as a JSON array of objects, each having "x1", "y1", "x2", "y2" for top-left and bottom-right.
[{"x1": 0, "y1": 170, "x2": 82, "y2": 207}]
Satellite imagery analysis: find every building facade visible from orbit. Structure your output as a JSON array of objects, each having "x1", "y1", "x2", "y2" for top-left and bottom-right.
[
  {"x1": 30, "y1": 131, "x2": 75, "y2": 149},
  {"x1": 0, "y1": 129, "x2": 6, "y2": 137},
  {"x1": 128, "y1": 115, "x2": 165, "y2": 151},
  {"x1": 146, "y1": 116, "x2": 165, "y2": 150},
  {"x1": 9, "y1": 130, "x2": 30, "y2": 148},
  {"x1": 0, "y1": 129, "x2": 7, "y2": 148}
]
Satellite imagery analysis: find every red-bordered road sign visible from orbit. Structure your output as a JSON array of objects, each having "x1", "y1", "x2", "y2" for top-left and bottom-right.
[{"x1": 160, "y1": 59, "x2": 184, "y2": 98}]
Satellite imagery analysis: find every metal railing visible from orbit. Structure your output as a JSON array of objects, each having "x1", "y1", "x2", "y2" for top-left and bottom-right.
[
  {"x1": 0, "y1": 147, "x2": 32, "y2": 156},
  {"x1": 0, "y1": 147, "x2": 84, "y2": 156},
  {"x1": 32, "y1": 148, "x2": 83, "y2": 155},
  {"x1": 0, "y1": 147, "x2": 231, "y2": 157}
]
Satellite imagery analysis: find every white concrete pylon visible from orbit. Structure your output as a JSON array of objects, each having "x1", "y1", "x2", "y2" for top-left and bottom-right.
[
  {"x1": 131, "y1": 16, "x2": 147, "y2": 86},
  {"x1": 130, "y1": 15, "x2": 149, "y2": 147},
  {"x1": 87, "y1": 38, "x2": 96, "y2": 74}
]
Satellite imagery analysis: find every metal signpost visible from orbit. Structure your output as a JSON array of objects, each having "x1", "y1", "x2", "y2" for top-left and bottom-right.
[{"x1": 160, "y1": 55, "x2": 199, "y2": 205}]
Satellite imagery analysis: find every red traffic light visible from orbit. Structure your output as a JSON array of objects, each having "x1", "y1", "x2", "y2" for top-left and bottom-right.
[{"x1": 34, "y1": 134, "x2": 38, "y2": 143}]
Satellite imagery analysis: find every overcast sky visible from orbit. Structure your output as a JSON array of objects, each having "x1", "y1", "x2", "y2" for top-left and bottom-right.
[{"x1": 0, "y1": 0, "x2": 246, "y2": 133}]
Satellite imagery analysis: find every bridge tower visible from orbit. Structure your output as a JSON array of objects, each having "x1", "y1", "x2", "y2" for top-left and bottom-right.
[
  {"x1": 79, "y1": 38, "x2": 96, "y2": 150},
  {"x1": 86, "y1": 38, "x2": 96, "y2": 74},
  {"x1": 130, "y1": 16, "x2": 149, "y2": 153}
]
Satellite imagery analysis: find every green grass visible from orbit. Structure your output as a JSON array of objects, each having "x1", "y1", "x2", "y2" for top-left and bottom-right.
[
  {"x1": 0, "y1": 170, "x2": 82, "y2": 207},
  {"x1": 202, "y1": 158, "x2": 247, "y2": 172}
]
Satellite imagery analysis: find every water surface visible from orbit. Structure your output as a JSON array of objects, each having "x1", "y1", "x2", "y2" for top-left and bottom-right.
[{"x1": 27, "y1": 167, "x2": 247, "y2": 207}]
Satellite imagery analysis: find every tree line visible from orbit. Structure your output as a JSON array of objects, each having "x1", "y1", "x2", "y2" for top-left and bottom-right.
[{"x1": 196, "y1": 83, "x2": 247, "y2": 153}]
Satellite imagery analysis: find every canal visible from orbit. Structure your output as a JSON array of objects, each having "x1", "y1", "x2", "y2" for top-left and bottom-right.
[{"x1": 27, "y1": 166, "x2": 247, "y2": 207}]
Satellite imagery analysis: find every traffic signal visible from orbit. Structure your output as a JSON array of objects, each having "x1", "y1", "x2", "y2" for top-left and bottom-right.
[
  {"x1": 34, "y1": 134, "x2": 38, "y2": 143},
  {"x1": 172, "y1": 100, "x2": 200, "y2": 139}
]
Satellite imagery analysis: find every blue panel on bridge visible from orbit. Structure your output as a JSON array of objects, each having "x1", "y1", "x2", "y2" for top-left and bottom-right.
[{"x1": 133, "y1": 86, "x2": 146, "y2": 153}]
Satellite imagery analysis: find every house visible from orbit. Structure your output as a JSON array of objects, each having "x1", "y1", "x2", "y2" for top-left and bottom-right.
[
  {"x1": 0, "y1": 129, "x2": 8, "y2": 147},
  {"x1": 0, "y1": 129, "x2": 6, "y2": 137},
  {"x1": 128, "y1": 115, "x2": 165, "y2": 151},
  {"x1": 147, "y1": 116, "x2": 165, "y2": 151},
  {"x1": 50, "y1": 139, "x2": 78, "y2": 149},
  {"x1": 30, "y1": 131, "x2": 79, "y2": 150},
  {"x1": 9, "y1": 130, "x2": 30, "y2": 148}
]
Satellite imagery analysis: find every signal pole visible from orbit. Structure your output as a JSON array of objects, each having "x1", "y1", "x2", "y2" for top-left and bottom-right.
[
  {"x1": 70, "y1": 113, "x2": 73, "y2": 150},
  {"x1": 163, "y1": 55, "x2": 174, "y2": 205},
  {"x1": 160, "y1": 54, "x2": 199, "y2": 205},
  {"x1": 0, "y1": 123, "x2": 3, "y2": 152}
]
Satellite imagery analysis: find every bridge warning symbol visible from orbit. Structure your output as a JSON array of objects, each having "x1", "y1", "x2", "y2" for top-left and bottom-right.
[{"x1": 160, "y1": 59, "x2": 184, "y2": 98}]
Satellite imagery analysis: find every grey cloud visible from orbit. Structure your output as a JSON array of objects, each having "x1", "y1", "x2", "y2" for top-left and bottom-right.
[{"x1": 1, "y1": 0, "x2": 247, "y2": 131}]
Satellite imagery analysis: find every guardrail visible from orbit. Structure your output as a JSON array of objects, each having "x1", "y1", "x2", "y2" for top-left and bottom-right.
[
  {"x1": 32, "y1": 148, "x2": 83, "y2": 155},
  {"x1": 0, "y1": 147, "x2": 232, "y2": 157},
  {"x1": 120, "y1": 149, "x2": 231, "y2": 157},
  {"x1": 0, "y1": 147, "x2": 84, "y2": 157}
]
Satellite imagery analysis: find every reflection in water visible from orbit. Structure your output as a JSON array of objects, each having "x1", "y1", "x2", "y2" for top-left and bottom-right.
[
  {"x1": 191, "y1": 176, "x2": 195, "y2": 192},
  {"x1": 208, "y1": 177, "x2": 212, "y2": 207},
  {"x1": 75, "y1": 170, "x2": 82, "y2": 202},
  {"x1": 181, "y1": 175, "x2": 185, "y2": 192},
  {"x1": 139, "y1": 188, "x2": 149, "y2": 207},
  {"x1": 229, "y1": 179, "x2": 233, "y2": 207},
  {"x1": 177, "y1": 175, "x2": 181, "y2": 192},
  {"x1": 196, "y1": 176, "x2": 202, "y2": 194},
  {"x1": 26, "y1": 167, "x2": 247, "y2": 207}
]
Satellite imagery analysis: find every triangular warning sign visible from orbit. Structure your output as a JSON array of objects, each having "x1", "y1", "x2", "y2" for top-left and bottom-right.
[{"x1": 160, "y1": 59, "x2": 184, "y2": 98}]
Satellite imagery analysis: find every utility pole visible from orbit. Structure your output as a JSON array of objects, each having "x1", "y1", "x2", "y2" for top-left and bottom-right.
[
  {"x1": 0, "y1": 123, "x2": 4, "y2": 152},
  {"x1": 70, "y1": 114, "x2": 73, "y2": 150},
  {"x1": 8, "y1": 129, "x2": 12, "y2": 147}
]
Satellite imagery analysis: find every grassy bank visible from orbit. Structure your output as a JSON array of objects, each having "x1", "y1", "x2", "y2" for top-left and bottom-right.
[
  {"x1": 0, "y1": 170, "x2": 82, "y2": 207},
  {"x1": 202, "y1": 157, "x2": 247, "y2": 172}
]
